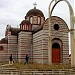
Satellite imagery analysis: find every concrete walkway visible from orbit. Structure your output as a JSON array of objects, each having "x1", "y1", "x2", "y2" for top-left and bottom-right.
[{"x1": 0, "y1": 63, "x2": 13, "y2": 67}]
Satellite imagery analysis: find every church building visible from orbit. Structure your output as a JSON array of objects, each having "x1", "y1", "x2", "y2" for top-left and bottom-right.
[{"x1": 0, "y1": 5, "x2": 69, "y2": 64}]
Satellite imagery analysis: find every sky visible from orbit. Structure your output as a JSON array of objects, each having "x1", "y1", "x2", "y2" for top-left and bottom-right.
[{"x1": 0, "y1": 0, "x2": 74, "y2": 39}]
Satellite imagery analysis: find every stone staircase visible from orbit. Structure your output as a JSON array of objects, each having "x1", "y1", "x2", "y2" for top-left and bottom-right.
[
  {"x1": 0, "y1": 68, "x2": 75, "y2": 75},
  {"x1": 0, "y1": 68, "x2": 19, "y2": 75},
  {"x1": 22, "y1": 69, "x2": 75, "y2": 75}
]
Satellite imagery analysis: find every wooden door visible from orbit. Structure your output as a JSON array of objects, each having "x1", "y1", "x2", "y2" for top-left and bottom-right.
[{"x1": 52, "y1": 48, "x2": 60, "y2": 63}]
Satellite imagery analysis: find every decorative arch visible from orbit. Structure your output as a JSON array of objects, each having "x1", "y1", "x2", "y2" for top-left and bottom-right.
[
  {"x1": 52, "y1": 38, "x2": 63, "y2": 63},
  {"x1": 52, "y1": 38, "x2": 62, "y2": 46},
  {"x1": 37, "y1": 16, "x2": 41, "y2": 24},
  {"x1": 50, "y1": 0, "x2": 74, "y2": 29},
  {"x1": 30, "y1": 16, "x2": 33, "y2": 24},
  {"x1": 48, "y1": 0, "x2": 75, "y2": 65}
]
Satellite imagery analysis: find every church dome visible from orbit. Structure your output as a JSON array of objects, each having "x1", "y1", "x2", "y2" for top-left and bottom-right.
[
  {"x1": 20, "y1": 20, "x2": 32, "y2": 31},
  {"x1": 20, "y1": 20, "x2": 31, "y2": 25},
  {"x1": 26, "y1": 7, "x2": 44, "y2": 17}
]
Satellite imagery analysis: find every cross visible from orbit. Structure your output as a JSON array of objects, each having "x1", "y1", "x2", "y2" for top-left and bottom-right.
[{"x1": 33, "y1": 2, "x2": 37, "y2": 8}]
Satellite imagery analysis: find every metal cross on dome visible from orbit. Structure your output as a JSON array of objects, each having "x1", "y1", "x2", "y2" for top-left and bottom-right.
[{"x1": 33, "y1": 2, "x2": 37, "y2": 8}]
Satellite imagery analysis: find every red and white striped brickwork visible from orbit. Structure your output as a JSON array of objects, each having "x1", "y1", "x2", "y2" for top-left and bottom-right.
[
  {"x1": 26, "y1": 16, "x2": 45, "y2": 30},
  {"x1": 33, "y1": 16, "x2": 69, "y2": 64},
  {"x1": 18, "y1": 31, "x2": 32, "y2": 62},
  {"x1": 43, "y1": 16, "x2": 69, "y2": 64},
  {"x1": 33, "y1": 30, "x2": 48, "y2": 64},
  {"x1": 0, "y1": 44, "x2": 8, "y2": 62},
  {"x1": 8, "y1": 31, "x2": 18, "y2": 62},
  {"x1": 0, "y1": 16, "x2": 69, "y2": 64}
]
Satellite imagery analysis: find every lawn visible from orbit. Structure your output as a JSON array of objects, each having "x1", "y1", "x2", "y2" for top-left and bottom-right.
[{"x1": 0, "y1": 62, "x2": 71, "y2": 70}]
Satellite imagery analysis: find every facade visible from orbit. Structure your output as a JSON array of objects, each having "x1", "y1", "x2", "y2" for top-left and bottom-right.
[{"x1": 0, "y1": 6, "x2": 69, "y2": 64}]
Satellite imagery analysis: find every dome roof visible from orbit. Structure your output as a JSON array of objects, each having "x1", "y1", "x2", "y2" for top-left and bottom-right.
[
  {"x1": 26, "y1": 7, "x2": 44, "y2": 17},
  {"x1": 6, "y1": 25, "x2": 20, "y2": 36},
  {"x1": 20, "y1": 20, "x2": 31, "y2": 25},
  {"x1": 9, "y1": 27, "x2": 20, "y2": 35},
  {"x1": 0, "y1": 37, "x2": 8, "y2": 44}
]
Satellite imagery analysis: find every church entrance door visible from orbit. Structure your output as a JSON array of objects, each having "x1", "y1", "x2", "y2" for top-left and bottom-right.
[{"x1": 52, "y1": 43, "x2": 60, "y2": 63}]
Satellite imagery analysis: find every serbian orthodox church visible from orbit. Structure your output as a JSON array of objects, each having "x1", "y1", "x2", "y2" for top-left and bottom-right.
[{"x1": 0, "y1": 5, "x2": 69, "y2": 64}]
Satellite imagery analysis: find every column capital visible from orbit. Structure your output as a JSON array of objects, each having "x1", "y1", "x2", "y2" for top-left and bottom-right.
[{"x1": 69, "y1": 29, "x2": 74, "y2": 34}]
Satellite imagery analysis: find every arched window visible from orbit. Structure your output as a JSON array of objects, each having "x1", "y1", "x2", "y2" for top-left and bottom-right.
[
  {"x1": 20, "y1": 25, "x2": 22, "y2": 30},
  {"x1": 38, "y1": 16, "x2": 41, "y2": 24},
  {"x1": 27, "y1": 25, "x2": 28, "y2": 30},
  {"x1": 25, "y1": 25, "x2": 26, "y2": 30},
  {"x1": 29, "y1": 25, "x2": 31, "y2": 31},
  {"x1": 30, "y1": 16, "x2": 33, "y2": 24},
  {"x1": 23, "y1": 25, "x2": 25, "y2": 30}
]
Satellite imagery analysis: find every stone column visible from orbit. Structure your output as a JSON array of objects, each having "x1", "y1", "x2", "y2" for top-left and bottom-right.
[
  {"x1": 71, "y1": 16, "x2": 75, "y2": 66},
  {"x1": 70, "y1": 29, "x2": 74, "y2": 66},
  {"x1": 48, "y1": 0, "x2": 57, "y2": 64}
]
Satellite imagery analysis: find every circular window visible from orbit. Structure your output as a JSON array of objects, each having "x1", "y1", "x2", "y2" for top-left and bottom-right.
[{"x1": 54, "y1": 24, "x2": 59, "y2": 30}]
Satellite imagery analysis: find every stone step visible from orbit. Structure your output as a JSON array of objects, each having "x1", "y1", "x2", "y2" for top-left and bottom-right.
[{"x1": 0, "y1": 68, "x2": 75, "y2": 75}]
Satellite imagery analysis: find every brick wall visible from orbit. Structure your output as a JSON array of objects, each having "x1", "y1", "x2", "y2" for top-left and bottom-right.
[
  {"x1": 26, "y1": 16, "x2": 45, "y2": 30},
  {"x1": 8, "y1": 32, "x2": 18, "y2": 62},
  {"x1": 18, "y1": 31, "x2": 32, "y2": 62},
  {"x1": 0, "y1": 44, "x2": 8, "y2": 61},
  {"x1": 33, "y1": 30, "x2": 48, "y2": 64},
  {"x1": 43, "y1": 16, "x2": 69, "y2": 64}
]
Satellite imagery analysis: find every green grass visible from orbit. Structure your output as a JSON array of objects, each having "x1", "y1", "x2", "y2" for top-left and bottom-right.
[
  {"x1": 0, "y1": 62, "x2": 71, "y2": 70},
  {"x1": 0, "y1": 61, "x2": 8, "y2": 66}
]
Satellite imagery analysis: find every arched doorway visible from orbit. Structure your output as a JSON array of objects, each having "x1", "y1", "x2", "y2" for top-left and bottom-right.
[{"x1": 52, "y1": 43, "x2": 60, "y2": 63}]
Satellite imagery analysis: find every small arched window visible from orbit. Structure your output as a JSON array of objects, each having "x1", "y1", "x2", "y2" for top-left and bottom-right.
[
  {"x1": 20, "y1": 25, "x2": 22, "y2": 30},
  {"x1": 30, "y1": 16, "x2": 33, "y2": 24},
  {"x1": 27, "y1": 25, "x2": 28, "y2": 30},
  {"x1": 29, "y1": 25, "x2": 31, "y2": 31},
  {"x1": 38, "y1": 16, "x2": 41, "y2": 24},
  {"x1": 23, "y1": 25, "x2": 25, "y2": 30},
  {"x1": 25, "y1": 25, "x2": 26, "y2": 30}
]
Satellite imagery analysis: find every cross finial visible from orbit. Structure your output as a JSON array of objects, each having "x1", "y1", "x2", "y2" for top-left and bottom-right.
[{"x1": 33, "y1": 2, "x2": 37, "y2": 9}]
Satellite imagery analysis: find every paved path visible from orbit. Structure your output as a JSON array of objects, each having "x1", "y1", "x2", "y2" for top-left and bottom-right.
[{"x1": 0, "y1": 63, "x2": 13, "y2": 67}]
